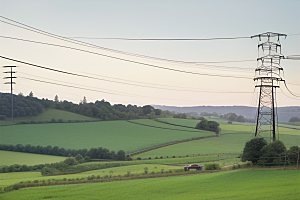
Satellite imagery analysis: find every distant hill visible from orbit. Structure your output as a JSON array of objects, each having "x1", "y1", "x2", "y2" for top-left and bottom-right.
[{"x1": 152, "y1": 105, "x2": 300, "y2": 122}]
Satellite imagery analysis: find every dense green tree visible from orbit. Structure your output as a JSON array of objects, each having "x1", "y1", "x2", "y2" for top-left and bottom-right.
[
  {"x1": 287, "y1": 146, "x2": 300, "y2": 164},
  {"x1": 258, "y1": 140, "x2": 287, "y2": 166},
  {"x1": 63, "y1": 157, "x2": 78, "y2": 166},
  {"x1": 289, "y1": 117, "x2": 300, "y2": 122},
  {"x1": 195, "y1": 119, "x2": 220, "y2": 134},
  {"x1": 116, "y1": 150, "x2": 125, "y2": 160},
  {"x1": 236, "y1": 115, "x2": 246, "y2": 122},
  {"x1": 241, "y1": 138, "x2": 267, "y2": 164}
]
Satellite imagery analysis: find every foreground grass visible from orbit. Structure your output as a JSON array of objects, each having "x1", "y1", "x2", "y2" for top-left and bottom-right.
[
  {"x1": 1, "y1": 169, "x2": 298, "y2": 200},
  {"x1": 0, "y1": 155, "x2": 237, "y2": 187},
  {"x1": 0, "y1": 164, "x2": 181, "y2": 187},
  {"x1": 0, "y1": 151, "x2": 67, "y2": 166},
  {"x1": 0, "y1": 120, "x2": 210, "y2": 153}
]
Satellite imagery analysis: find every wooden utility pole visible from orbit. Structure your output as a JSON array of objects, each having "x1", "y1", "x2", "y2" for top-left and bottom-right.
[{"x1": 3, "y1": 66, "x2": 17, "y2": 125}]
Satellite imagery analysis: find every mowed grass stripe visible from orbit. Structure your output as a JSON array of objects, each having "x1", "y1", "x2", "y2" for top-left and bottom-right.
[
  {"x1": 0, "y1": 151, "x2": 67, "y2": 166},
  {"x1": 0, "y1": 121, "x2": 211, "y2": 153},
  {"x1": 1, "y1": 170, "x2": 299, "y2": 200}
]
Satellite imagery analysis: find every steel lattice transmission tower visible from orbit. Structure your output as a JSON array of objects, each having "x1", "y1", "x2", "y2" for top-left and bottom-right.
[{"x1": 251, "y1": 32, "x2": 287, "y2": 142}]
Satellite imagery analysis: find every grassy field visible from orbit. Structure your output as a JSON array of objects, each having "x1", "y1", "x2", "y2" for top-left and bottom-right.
[
  {"x1": 0, "y1": 151, "x2": 67, "y2": 166},
  {"x1": 0, "y1": 108, "x2": 97, "y2": 125},
  {"x1": 0, "y1": 120, "x2": 213, "y2": 153},
  {"x1": 133, "y1": 132, "x2": 300, "y2": 159},
  {"x1": 0, "y1": 164, "x2": 181, "y2": 187},
  {"x1": 1, "y1": 169, "x2": 298, "y2": 200},
  {"x1": 129, "y1": 119, "x2": 207, "y2": 132}
]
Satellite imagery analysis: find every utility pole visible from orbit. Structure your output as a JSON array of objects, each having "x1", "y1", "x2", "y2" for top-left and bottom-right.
[
  {"x1": 3, "y1": 66, "x2": 17, "y2": 125},
  {"x1": 251, "y1": 32, "x2": 286, "y2": 142}
]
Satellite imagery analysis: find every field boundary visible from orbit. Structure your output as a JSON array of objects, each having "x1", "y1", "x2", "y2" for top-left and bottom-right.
[
  {"x1": 154, "y1": 118, "x2": 196, "y2": 129},
  {"x1": 130, "y1": 135, "x2": 217, "y2": 156}
]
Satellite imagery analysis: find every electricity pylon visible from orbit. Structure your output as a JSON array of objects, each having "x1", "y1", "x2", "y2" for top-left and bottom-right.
[{"x1": 251, "y1": 32, "x2": 286, "y2": 142}]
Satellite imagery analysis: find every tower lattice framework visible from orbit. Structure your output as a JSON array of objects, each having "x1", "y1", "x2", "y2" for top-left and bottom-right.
[{"x1": 251, "y1": 32, "x2": 286, "y2": 142}]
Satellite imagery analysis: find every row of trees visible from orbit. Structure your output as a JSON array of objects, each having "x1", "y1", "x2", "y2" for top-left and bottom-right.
[
  {"x1": 241, "y1": 138, "x2": 299, "y2": 166},
  {"x1": 0, "y1": 93, "x2": 43, "y2": 118},
  {"x1": 289, "y1": 116, "x2": 300, "y2": 122},
  {"x1": 195, "y1": 119, "x2": 220, "y2": 134},
  {"x1": 220, "y1": 113, "x2": 246, "y2": 123},
  {"x1": 0, "y1": 92, "x2": 162, "y2": 121},
  {"x1": 0, "y1": 144, "x2": 127, "y2": 161}
]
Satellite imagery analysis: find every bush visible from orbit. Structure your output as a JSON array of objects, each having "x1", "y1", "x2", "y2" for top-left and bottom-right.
[
  {"x1": 287, "y1": 146, "x2": 300, "y2": 164},
  {"x1": 204, "y1": 163, "x2": 221, "y2": 170},
  {"x1": 41, "y1": 167, "x2": 60, "y2": 176},
  {"x1": 137, "y1": 157, "x2": 141, "y2": 160},
  {"x1": 258, "y1": 140, "x2": 287, "y2": 166},
  {"x1": 63, "y1": 157, "x2": 78, "y2": 166},
  {"x1": 241, "y1": 138, "x2": 267, "y2": 164}
]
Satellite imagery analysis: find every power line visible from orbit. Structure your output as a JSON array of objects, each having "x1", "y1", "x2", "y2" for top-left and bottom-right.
[
  {"x1": 285, "y1": 55, "x2": 300, "y2": 60},
  {"x1": 0, "y1": 16, "x2": 256, "y2": 65},
  {"x1": 0, "y1": 55, "x2": 252, "y2": 80},
  {"x1": 67, "y1": 36, "x2": 250, "y2": 40},
  {"x1": 0, "y1": 35, "x2": 254, "y2": 73},
  {"x1": 69, "y1": 32, "x2": 300, "y2": 40},
  {"x1": 19, "y1": 71, "x2": 253, "y2": 94}
]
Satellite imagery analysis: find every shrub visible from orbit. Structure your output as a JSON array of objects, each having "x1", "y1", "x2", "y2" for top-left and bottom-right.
[
  {"x1": 204, "y1": 163, "x2": 221, "y2": 170},
  {"x1": 63, "y1": 157, "x2": 78, "y2": 166},
  {"x1": 258, "y1": 140, "x2": 287, "y2": 166},
  {"x1": 137, "y1": 157, "x2": 141, "y2": 160},
  {"x1": 241, "y1": 138, "x2": 267, "y2": 164},
  {"x1": 148, "y1": 157, "x2": 151, "y2": 159}
]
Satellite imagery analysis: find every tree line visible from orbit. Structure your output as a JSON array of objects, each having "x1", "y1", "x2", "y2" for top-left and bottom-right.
[
  {"x1": 0, "y1": 92, "x2": 162, "y2": 121},
  {"x1": 0, "y1": 144, "x2": 127, "y2": 161},
  {"x1": 241, "y1": 138, "x2": 299, "y2": 166},
  {"x1": 195, "y1": 119, "x2": 220, "y2": 134},
  {"x1": 220, "y1": 113, "x2": 246, "y2": 123}
]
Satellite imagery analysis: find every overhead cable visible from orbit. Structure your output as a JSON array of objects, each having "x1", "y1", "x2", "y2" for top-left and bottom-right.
[
  {"x1": 0, "y1": 35, "x2": 254, "y2": 73},
  {"x1": 0, "y1": 55, "x2": 252, "y2": 80},
  {"x1": 0, "y1": 16, "x2": 255, "y2": 65},
  {"x1": 67, "y1": 36, "x2": 250, "y2": 40}
]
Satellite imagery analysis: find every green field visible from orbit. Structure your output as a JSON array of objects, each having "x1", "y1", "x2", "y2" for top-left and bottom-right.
[
  {"x1": 0, "y1": 151, "x2": 67, "y2": 166},
  {"x1": 129, "y1": 119, "x2": 208, "y2": 132},
  {"x1": 1, "y1": 169, "x2": 298, "y2": 200},
  {"x1": 134, "y1": 132, "x2": 300, "y2": 159},
  {"x1": 0, "y1": 164, "x2": 180, "y2": 187},
  {"x1": 0, "y1": 108, "x2": 97, "y2": 125},
  {"x1": 0, "y1": 120, "x2": 214, "y2": 153}
]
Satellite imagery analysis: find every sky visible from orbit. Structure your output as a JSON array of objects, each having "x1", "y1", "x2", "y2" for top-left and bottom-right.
[{"x1": 0, "y1": 0, "x2": 299, "y2": 107}]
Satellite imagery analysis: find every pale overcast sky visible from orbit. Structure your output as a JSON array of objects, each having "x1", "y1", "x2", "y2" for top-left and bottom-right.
[{"x1": 0, "y1": 0, "x2": 299, "y2": 107}]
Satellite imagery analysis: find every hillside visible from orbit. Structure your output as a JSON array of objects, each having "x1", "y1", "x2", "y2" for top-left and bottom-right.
[
  {"x1": 153, "y1": 105, "x2": 300, "y2": 122},
  {"x1": 0, "y1": 92, "x2": 162, "y2": 123},
  {"x1": 0, "y1": 108, "x2": 97, "y2": 125}
]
